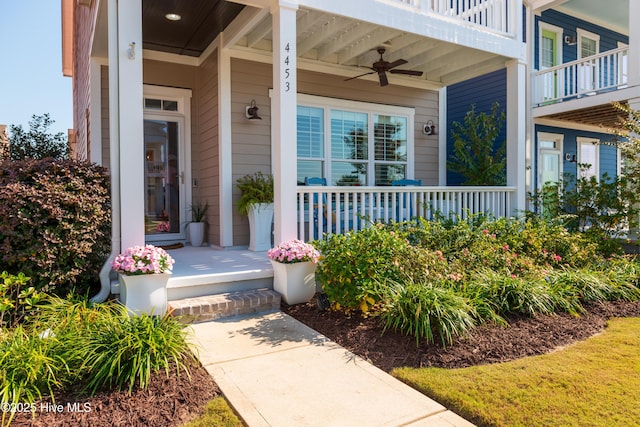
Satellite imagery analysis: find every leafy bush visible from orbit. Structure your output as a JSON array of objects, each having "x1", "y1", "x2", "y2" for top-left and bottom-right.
[
  {"x1": 0, "y1": 159, "x2": 111, "y2": 296},
  {"x1": 0, "y1": 272, "x2": 45, "y2": 328},
  {"x1": 447, "y1": 102, "x2": 506, "y2": 185},
  {"x1": 379, "y1": 279, "x2": 477, "y2": 346},
  {"x1": 314, "y1": 224, "x2": 430, "y2": 312}
]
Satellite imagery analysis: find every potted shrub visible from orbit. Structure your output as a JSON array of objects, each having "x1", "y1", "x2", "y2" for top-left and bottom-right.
[
  {"x1": 188, "y1": 201, "x2": 208, "y2": 247},
  {"x1": 111, "y1": 245, "x2": 175, "y2": 316},
  {"x1": 237, "y1": 171, "x2": 274, "y2": 251},
  {"x1": 268, "y1": 239, "x2": 320, "y2": 304}
]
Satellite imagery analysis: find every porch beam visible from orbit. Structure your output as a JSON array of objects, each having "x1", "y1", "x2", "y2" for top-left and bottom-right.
[
  {"x1": 271, "y1": 1, "x2": 299, "y2": 244},
  {"x1": 114, "y1": 0, "x2": 144, "y2": 249},
  {"x1": 506, "y1": 59, "x2": 527, "y2": 215}
]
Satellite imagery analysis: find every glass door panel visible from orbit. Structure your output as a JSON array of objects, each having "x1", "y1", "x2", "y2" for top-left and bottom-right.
[{"x1": 144, "y1": 119, "x2": 182, "y2": 236}]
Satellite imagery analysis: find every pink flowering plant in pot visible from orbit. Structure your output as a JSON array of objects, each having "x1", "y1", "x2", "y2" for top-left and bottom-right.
[
  {"x1": 112, "y1": 245, "x2": 175, "y2": 275},
  {"x1": 267, "y1": 239, "x2": 320, "y2": 264}
]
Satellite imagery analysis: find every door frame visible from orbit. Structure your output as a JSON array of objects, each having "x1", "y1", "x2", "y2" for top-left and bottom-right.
[
  {"x1": 537, "y1": 132, "x2": 564, "y2": 189},
  {"x1": 143, "y1": 85, "x2": 192, "y2": 242}
]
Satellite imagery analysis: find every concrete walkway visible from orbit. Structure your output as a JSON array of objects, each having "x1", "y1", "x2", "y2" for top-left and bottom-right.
[{"x1": 189, "y1": 311, "x2": 475, "y2": 427}]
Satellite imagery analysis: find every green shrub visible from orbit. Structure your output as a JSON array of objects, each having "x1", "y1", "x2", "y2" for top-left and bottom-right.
[
  {"x1": 314, "y1": 224, "x2": 425, "y2": 312},
  {"x1": 0, "y1": 271, "x2": 45, "y2": 328},
  {"x1": 379, "y1": 279, "x2": 477, "y2": 346},
  {"x1": 0, "y1": 159, "x2": 111, "y2": 296}
]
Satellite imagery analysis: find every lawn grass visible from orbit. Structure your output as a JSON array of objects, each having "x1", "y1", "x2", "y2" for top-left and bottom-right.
[
  {"x1": 392, "y1": 318, "x2": 640, "y2": 427},
  {"x1": 181, "y1": 397, "x2": 244, "y2": 427}
]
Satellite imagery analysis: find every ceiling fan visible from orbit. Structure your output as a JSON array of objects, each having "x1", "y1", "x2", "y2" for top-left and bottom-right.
[{"x1": 344, "y1": 48, "x2": 424, "y2": 87}]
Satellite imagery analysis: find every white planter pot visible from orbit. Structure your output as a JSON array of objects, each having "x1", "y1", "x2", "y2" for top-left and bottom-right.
[
  {"x1": 189, "y1": 222, "x2": 206, "y2": 247},
  {"x1": 248, "y1": 203, "x2": 274, "y2": 251},
  {"x1": 118, "y1": 272, "x2": 171, "y2": 316},
  {"x1": 271, "y1": 260, "x2": 317, "y2": 305}
]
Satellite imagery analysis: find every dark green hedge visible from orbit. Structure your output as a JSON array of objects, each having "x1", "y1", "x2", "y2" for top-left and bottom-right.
[{"x1": 0, "y1": 158, "x2": 111, "y2": 296}]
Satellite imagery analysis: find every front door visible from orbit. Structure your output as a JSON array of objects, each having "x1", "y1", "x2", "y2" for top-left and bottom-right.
[{"x1": 144, "y1": 116, "x2": 186, "y2": 240}]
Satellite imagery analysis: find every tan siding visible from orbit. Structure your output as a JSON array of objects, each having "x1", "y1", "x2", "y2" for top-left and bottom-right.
[
  {"x1": 230, "y1": 59, "x2": 439, "y2": 245},
  {"x1": 71, "y1": 2, "x2": 98, "y2": 161},
  {"x1": 196, "y1": 53, "x2": 221, "y2": 246},
  {"x1": 101, "y1": 66, "x2": 110, "y2": 170}
]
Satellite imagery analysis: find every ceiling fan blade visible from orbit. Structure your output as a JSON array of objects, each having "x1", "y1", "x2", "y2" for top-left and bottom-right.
[
  {"x1": 344, "y1": 70, "x2": 375, "y2": 82},
  {"x1": 389, "y1": 69, "x2": 424, "y2": 76},
  {"x1": 387, "y1": 59, "x2": 408, "y2": 69},
  {"x1": 378, "y1": 71, "x2": 389, "y2": 87}
]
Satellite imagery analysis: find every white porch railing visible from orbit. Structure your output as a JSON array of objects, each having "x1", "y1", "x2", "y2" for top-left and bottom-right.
[
  {"x1": 533, "y1": 46, "x2": 629, "y2": 106},
  {"x1": 396, "y1": 0, "x2": 515, "y2": 37},
  {"x1": 296, "y1": 186, "x2": 516, "y2": 241}
]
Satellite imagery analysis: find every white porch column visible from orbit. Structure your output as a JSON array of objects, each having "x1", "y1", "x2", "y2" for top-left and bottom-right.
[
  {"x1": 629, "y1": 1, "x2": 640, "y2": 88},
  {"x1": 218, "y1": 43, "x2": 234, "y2": 247},
  {"x1": 116, "y1": 0, "x2": 144, "y2": 249},
  {"x1": 271, "y1": 1, "x2": 298, "y2": 243},
  {"x1": 506, "y1": 59, "x2": 527, "y2": 215}
]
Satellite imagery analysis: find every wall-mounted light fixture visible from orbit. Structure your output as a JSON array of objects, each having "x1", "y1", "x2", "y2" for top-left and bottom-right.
[
  {"x1": 127, "y1": 42, "x2": 136, "y2": 60},
  {"x1": 565, "y1": 152, "x2": 577, "y2": 163},
  {"x1": 564, "y1": 35, "x2": 577, "y2": 46},
  {"x1": 245, "y1": 99, "x2": 262, "y2": 120},
  {"x1": 422, "y1": 120, "x2": 436, "y2": 135}
]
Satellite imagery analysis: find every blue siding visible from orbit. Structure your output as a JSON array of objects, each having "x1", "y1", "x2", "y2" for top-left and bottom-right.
[
  {"x1": 446, "y1": 68, "x2": 507, "y2": 185},
  {"x1": 534, "y1": 10, "x2": 628, "y2": 70},
  {"x1": 534, "y1": 125, "x2": 618, "y2": 188}
]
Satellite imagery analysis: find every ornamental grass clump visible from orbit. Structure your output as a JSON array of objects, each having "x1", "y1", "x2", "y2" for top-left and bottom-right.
[
  {"x1": 111, "y1": 245, "x2": 175, "y2": 275},
  {"x1": 379, "y1": 279, "x2": 477, "y2": 346},
  {"x1": 268, "y1": 239, "x2": 320, "y2": 264}
]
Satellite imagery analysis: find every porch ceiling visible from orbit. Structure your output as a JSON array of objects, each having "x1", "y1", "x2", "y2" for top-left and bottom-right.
[
  {"x1": 541, "y1": 102, "x2": 628, "y2": 130},
  {"x1": 141, "y1": 1, "x2": 510, "y2": 87}
]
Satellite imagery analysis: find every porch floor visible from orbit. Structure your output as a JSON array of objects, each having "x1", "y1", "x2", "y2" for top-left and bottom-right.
[{"x1": 165, "y1": 246, "x2": 273, "y2": 300}]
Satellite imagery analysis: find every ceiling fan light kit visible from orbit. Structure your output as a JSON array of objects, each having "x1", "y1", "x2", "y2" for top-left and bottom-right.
[{"x1": 344, "y1": 47, "x2": 424, "y2": 87}]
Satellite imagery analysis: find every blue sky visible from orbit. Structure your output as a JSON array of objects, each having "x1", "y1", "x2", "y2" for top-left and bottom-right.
[{"x1": 0, "y1": 1, "x2": 72, "y2": 136}]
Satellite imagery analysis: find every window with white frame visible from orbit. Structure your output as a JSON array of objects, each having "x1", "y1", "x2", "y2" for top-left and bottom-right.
[
  {"x1": 577, "y1": 137, "x2": 599, "y2": 180},
  {"x1": 296, "y1": 95, "x2": 414, "y2": 186},
  {"x1": 577, "y1": 29, "x2": 600, "y2": 93}
]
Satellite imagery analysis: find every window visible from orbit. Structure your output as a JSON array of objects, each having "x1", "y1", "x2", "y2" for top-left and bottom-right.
[
  {"x1": 578, "y1": 137, "x2": 599, "y2": 180},
  {"x1": 577, "y1": 29, "x2": 600, "y2": 93},
  {"x1": 295, "y1": 94, "x2": 414, "y2": 186},
  {"x1": 539, "y1": 24, "x2": 562, "y2": 101}
]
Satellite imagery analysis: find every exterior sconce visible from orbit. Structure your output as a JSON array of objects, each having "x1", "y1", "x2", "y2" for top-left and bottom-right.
[
  {"x1": 422, "y1": 120, "x2": 436, "y2": 135},
  {"x1": 564, "y1": 35, "x2": 577, "y2": 46},
  {"x1": 565, "y1": 152, "x2": 577, "y2": 163},
  {"x1": 245, "y1": 99, "x2": 262, "y2": 120}
]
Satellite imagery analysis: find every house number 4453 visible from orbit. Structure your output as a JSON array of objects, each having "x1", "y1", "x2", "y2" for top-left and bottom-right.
[{"x1": 283, "y1": 42, "x2": 291, "y2": 92}]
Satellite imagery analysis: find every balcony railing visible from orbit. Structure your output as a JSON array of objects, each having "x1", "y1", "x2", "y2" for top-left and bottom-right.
[
  {"x1": 296, "y1": 185, "x2": 516, "y2": 241},
  {"x1": 396, "y1": 0, "x2": 516, "y2": 37},
  {"x1": 533, "y1": 46, "x2": 629, "y2": 106}
]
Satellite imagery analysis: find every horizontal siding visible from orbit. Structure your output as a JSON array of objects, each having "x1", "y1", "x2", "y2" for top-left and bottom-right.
[
  {"x1": 196, "y1": 53, "x2": 220, "y2": 246},
  {"x1": 535, "y1": 10, "x2": 629, "y2": 69},
  {"x1": 230, "y1": 58, "x2": 439, "y2": 246},
  {"x1": 446, "y1": 68, "x2": 507, "y2": 185},
  {"x1": 534, "y1": 124, "x2": 618, "y2": 186}
]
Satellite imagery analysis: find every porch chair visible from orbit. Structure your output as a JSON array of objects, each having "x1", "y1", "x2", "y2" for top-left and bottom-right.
[{"x1": 391, "y1": 179, "x2": 422, "y2": 221}]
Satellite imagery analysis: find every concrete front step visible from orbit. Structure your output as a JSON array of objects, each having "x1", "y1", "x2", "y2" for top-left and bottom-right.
[{"x1": 168, "y1": 289, "x2": 281, "y2": 323}]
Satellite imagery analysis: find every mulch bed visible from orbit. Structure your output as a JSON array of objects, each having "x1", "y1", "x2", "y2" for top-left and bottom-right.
[
  {"x1": 8, "y1": 299, "x2": 640, "y2": 426},
  {"x1": 283, "y1": 298, "x2": 640, "y2": 371},
  {"x1": 10, "y1": 361, "x2": 219, "y2": 427}
]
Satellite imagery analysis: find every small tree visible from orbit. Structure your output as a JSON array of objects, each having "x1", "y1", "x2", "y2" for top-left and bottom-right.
[
  {"x1": 447, "y1": 103, "x2": 506, "y2": 186},
  {"x1": 9, "y1": 113, "x2": 69, "y2": 160}
]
